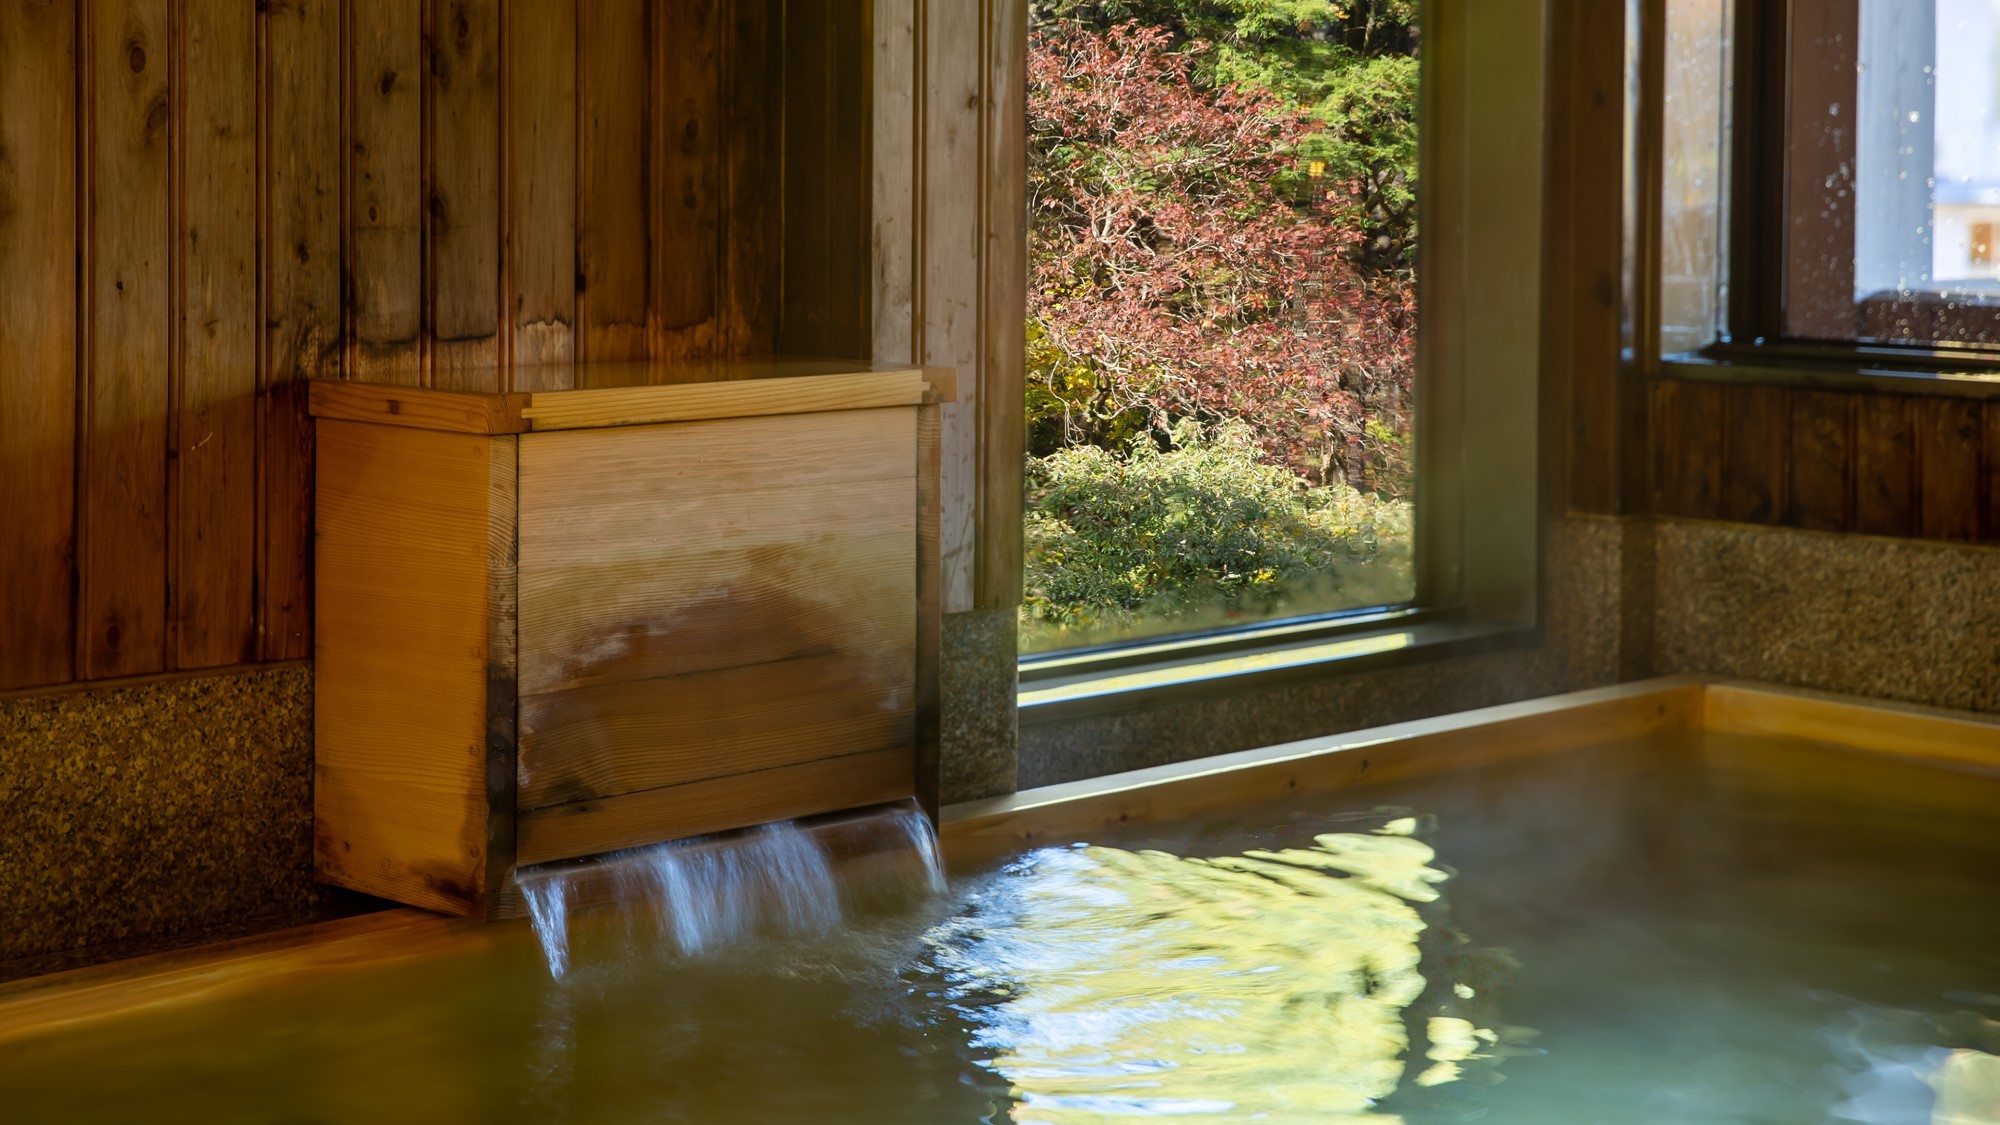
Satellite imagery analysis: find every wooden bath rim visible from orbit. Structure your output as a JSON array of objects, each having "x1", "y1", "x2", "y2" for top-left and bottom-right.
[{"x1": 2, "y1": 674, "x2": 1995, "y2": 1045}]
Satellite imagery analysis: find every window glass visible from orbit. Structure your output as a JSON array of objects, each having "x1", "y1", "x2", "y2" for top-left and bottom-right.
[
  {"x1": 1788, "y1": 0, "x2": 2000, "y2": 346},
  {"x1": 1021, "y1": 2, "x2": 1420, "y2": 654}
]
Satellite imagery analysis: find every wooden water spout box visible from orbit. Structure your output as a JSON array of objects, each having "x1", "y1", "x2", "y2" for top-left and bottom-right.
[{"x1": 308, "y1": 360, "x2": 950, "y2": 918}]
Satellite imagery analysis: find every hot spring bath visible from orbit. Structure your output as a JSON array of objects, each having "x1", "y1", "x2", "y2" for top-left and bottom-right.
[{"x1": 2, "y1": 678, "x2": 1996, "y2": 1123}]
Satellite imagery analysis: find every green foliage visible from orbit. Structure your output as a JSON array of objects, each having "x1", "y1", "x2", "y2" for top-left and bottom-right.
[{"x1": 1021, "y1": 421, "x2": 1412, "y2": 648}]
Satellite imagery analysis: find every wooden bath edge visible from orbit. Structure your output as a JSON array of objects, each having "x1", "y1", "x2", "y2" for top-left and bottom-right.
[{"x1": 4, "y1": 675, "x2": 1995, "y2": 1043}]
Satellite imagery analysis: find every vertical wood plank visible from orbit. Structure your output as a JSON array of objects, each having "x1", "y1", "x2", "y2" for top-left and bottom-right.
[
  {"x1": 779, "y1": 0, "x2": 872, "y2": 358},
  {"x1": 263, "y1": 0, "x2": 342, "y2": 661},
  {"x1": 0, "y1": 0, "x2": 80, "y2": 689},
  {"x1": 430, "y1": 0, "x2": 503, "y2": 388},
  {"x1": 1853, "y1": 395, "x2": 1918, "y2": 538},
  {"x1": 725, "y1": 0, "x2": 781, "y2": 355},
  {"x1": 82, "y1": 0, "x2": 173, "y2": 678},
  {"x1": 1651, "y1": 379, "x2": 1724, "y2": 520},
  {"x1": 914, "y1": 403, "x2": 942, "y2": 818},
  {"x1": 924, "y1": 0, "x2": 984, "y2": 613},
  {"x1": 978, "y1": 0, "x2": 1025, "y2": 610},
  {"x1": 653, "y1": 0, "x2": 723, "y2": 359},
  {"x1": 175, "y1": 0, "x2": 259, "y2": 668},
  {"x1": 1720, "y1": 385, "x2": 1787, "y2": 524},
  {"x1": 1785, "y1": 390, "x2": 1853, "y2": 531},
  {"x1": 1916, "y1": 397, "x2": 1982, "y2": 542},
  {"x1": 1985, "y1": 403, "x2": 2000, "y2": 542},
  {"x1": 507, "y1": 0, "x2": 576, "y2": 387},
  {"x1": 347, "y1": 0, "x2": 424, "y2": 384},
  {"x1": 576, "y1": 0, "x2": 648, "y2": 363},
  {"x1": 871, "y1": 0, "x2": 918, "y2": 366}
]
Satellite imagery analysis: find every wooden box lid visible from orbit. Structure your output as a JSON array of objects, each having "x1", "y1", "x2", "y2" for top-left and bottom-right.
[{"x1": 307, "y1": 355, "x2": 957, "y2": 435}]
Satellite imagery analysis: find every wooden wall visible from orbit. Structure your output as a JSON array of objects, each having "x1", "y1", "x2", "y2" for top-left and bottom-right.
[{"x1": 0, "y1": 0, "x2": 904, "y2": 693}]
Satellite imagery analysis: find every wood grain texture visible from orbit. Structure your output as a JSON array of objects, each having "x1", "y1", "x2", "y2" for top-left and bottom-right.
[
  {"x1": 429, "y1": 0, "x2": 503, "y2": 387},
  {"x1": 1721, "y1": 385, "x2": 1787, "y2": 524},
  {"x1": 924, "y1": 0, "x2": 983, "y2": 613},
  {"x1": 517, "y1": 649, "x2": 915, "y2": 810},
  {"x1": 576, "y1": 0, "x2": 648, "y2": 363},
  {"x1": 515, "y1": 747, "x2": 917, "y2": 865},
  {"x1": 1853, "y1": 395, "x2": 1918, "y2": 537},
  {"x1": 915, "y1": 403, "x2": 943, "y2": 817},
  {"x1": 0, "y1": 0, "x2": 80, "y2": 690},
  {"x1": 724, "y1": 0, "x2": 782, "y2": 355},
  {"x1": 263, "y1": 0, "x2": 341, "y2": 661},
  {"x1": 515, "y1": 409, "x2": 917, "y2": 696},
  {"x1": 81, "y1": 0, "x2": 172, "y2": 678},
  {"x1": 506, "y1": 0, "x2": 576, "y2": 383},
  {"x1": 779, "y1": 0, "x2": 871, "y2": 358},
  {"x1": 653, "y1": 0, "x2": 723, "y2": 359},
  {"x1": 871, "y1": 0, "x2": 918, "y2": 366},
  {"x1": 1916, "y1": 398, "x2": 1982, "y2": 542},
  {"x1": 308, "y1": 379, "x2": 527, "y2": 434},
  {"x1": 346, "y1": 0, "x2": 424, "y2": 384},
  {"x1": 519, "y1": 369, "x2": 931, "y2": 429},
  {"x1": 979, "y1": 0, "x2": 1027, "y2": 609},
  {"x1": 1651, "y1": 379, "x2": 1724, "y2": 520},
  {"x1": 314, "y1": 420, "x2": 515, "y2": 918},
  {"x1": 1784, "y1": 391, "x2": 1852, "y2": 531},
  {"x1": 174, "y1": 0, "x2": 260, "y2": 669}
]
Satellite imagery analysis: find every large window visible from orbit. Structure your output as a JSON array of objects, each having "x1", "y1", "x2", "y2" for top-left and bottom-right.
[
  {"x1": 1018, "y1": 2, "x2": 1422, "y2": 656},
  {"x1": 1662, "y1": 0, "x2": 2000, "y2": 362}
]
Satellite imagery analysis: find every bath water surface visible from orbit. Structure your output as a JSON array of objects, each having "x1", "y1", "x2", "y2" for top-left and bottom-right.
[{"x1": 3, "y1": 731, "x2": 1997, "y2": 1123}]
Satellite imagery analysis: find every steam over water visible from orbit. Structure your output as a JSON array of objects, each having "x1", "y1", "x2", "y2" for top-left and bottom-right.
[{"x1": 514, "y1": 805, "x2": 945, "y2": 980}]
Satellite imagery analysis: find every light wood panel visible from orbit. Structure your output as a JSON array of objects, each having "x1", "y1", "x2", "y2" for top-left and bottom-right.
[
  {"x1": 507, "y1": 0, "x2": 577, "y2": 382},
  {"x1": 979, "y1": 0, "x2": 1027, "y2": 609},
  {"x1": 517, "y1": 648, "x2": 915, "y2": 809},
  {"x1": 430, "y1": 0, "x2": 504, "y2": 387},
  {"x1": 515, "y1": 409, "x2": 917, "y2": 696},
  {"x1": 308, "y1": 380, "x2": 527, "y2": 434},
  {"x1": 313, "y1": 420, "x2": 515, "y2": 918},
  {"x1": 1701, "y1": 681, "x2": 2000, "y2": 772},
  {"x1": 81, "y1": 0, "x2": 173, "y2": 678},
  {"x1": 0, "y1": 0, "x2": 79, "y2": 690},
  {"x1": 518, "y1": 369, "x2": 931, "y2": 429},
  {"x1": 923, "y1": 0, "x2": 985, "y2": 613},
  {"x1": 515, "y1": 747, "x2": 917, "y2": 865},
  {"x1": 175, "y1": 0, "x2": 260, "y2": 669},
  {"x1": 346, "y1": 0, "x2": 424, "y2": 384}
]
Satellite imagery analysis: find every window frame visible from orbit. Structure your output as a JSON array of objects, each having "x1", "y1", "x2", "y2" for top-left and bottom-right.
[
  {"x1": 1657, "y1": 0, "x2": 2000, "y2": 384},
  {"x1": 1018, "y1": 0, "x2": 1546, "y2": 710}
]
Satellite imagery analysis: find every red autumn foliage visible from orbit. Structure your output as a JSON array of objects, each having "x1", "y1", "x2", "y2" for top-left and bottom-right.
[{"x1": 1028, "y1": 21, "x2": 1416, "y2": 494}]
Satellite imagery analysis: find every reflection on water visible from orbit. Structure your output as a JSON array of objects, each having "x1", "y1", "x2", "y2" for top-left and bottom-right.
[
  {"x1": 925, "y1": 821, "x2": 1514, "y2": 1122},
  {"x1": 2, "y1": 734, "x2": 1998, "y2": 1123}
]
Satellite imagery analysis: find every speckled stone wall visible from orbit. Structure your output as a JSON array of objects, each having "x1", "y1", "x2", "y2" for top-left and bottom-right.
[
  {"x1": 0, "y1": 665, "x2": 331, "y2": 976},
  {"x1": 1651, "y1": 519, "x2": 2000, "y2": 713},
  {"x1": 941, "y1": 610, "x2": 1020, "y2": 803},
  {"x1": 1018, "y1": 516, "x2": 1635, "y2": 787}
]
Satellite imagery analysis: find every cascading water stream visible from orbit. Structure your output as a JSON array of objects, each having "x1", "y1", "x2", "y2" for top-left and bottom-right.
[{"x1": 514, "y1": 803, "x2": 947, "y2": 980}]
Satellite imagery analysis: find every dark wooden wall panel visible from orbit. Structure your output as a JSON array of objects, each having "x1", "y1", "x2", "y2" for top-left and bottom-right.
[
  {"x1": 577, "y1": 0, "x2": 650, "y2": 363},
  {"x1": 429, "y1": 0, "x2": 503, "y2": 388},
  {"x1": 1784, "y1": 391, "x2": 1851, "y2": 531},
  {"x1": 1651, "y1": 379, "x2": 1724, "y2": 520},
  {"x1": 507, "y1": 0, "x2": 578, "y2": 385},
  {"x1": 1917, "y1": 399, "x2": 1982, "y2": 543},
  {"x1": 81, "y1": 0, "x2": 173, "y2": 679},
  {"x1": 0, "y1": 0, "x2": 885, "y2": 691},
  {"x1": 175, "y1": 0, "x2": 259, "y2": 669},
  {"x1": 0, "y1": 0, "x2": 80, "y2": 690},
  {"x1": 346, "y1": 0, "x2": 424, "y2": 385}
]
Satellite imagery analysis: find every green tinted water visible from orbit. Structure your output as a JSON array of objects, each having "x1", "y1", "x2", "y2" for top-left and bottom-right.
[{"x1": 4, "y1": 732, "x2": 1998, "y2": 1123}]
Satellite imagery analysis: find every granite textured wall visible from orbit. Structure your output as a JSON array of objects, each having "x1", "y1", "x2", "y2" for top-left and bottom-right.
[
  {"x1": 941, "y1": 609, "x2": 1020, "y2": 802},
  {"x1": 1018, "y1": 516, "x2": 1634, "y2": 787},
  {"x1": 1650, "y1": 519, "x2": 2000, "y2": 713},
  {"x1": 0, "y1": 665, "x2": 337, "y2": 978}
]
